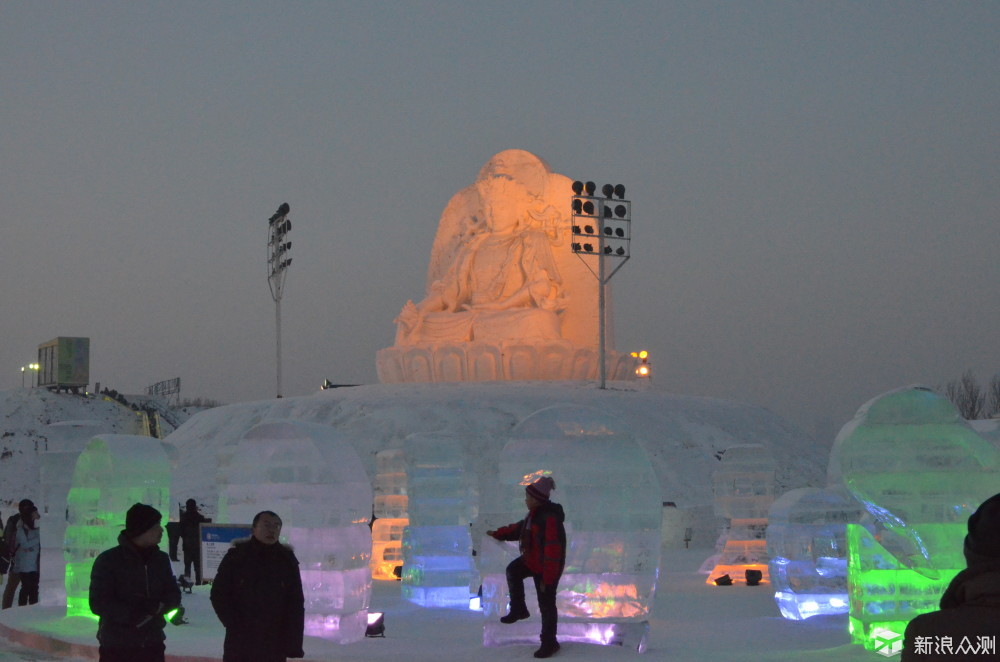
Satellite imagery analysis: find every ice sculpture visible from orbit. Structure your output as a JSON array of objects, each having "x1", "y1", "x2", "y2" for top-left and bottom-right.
[
  {"x1": 377, "y1": 149, "x2": 636, "y2": 383},
  {"x1": 828, "y1": 386, "x2": 1000, "y2": 651},
  {"x1": 38, "y1": 421, "x2": 111, "y2": 607},
  {"x1": 401, "y1": 433, "x2": 478, "y2": 608},
  {"x1": 706, "y1": 444, "x2": 775, "y2": 585},
  {"x1": 371, "y1": 449, "x2": 408, "y2": 581},
  {"x1": 217, "y1": 420, "x2": 373, "y2": 644},
  {"x1": 64, "y1": 435, "x2": 171, "y2": 618},
  {"x1": 481, "y1": 404, "x2": 661, "y2": 651},
  {"x1": 767, "y1": 487, "x2": 862, "y2": 619}
]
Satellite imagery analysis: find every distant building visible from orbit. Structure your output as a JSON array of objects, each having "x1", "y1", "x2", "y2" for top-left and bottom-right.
[{"x1": 37, "y1": 337, "x2": 90, "y2": 393}]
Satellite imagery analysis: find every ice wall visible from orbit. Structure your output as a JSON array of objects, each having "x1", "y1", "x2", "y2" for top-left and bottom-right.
[
  {"x1": 707, "y1": 444, "x2": 775, "y2": 585},
  {"x1": 401, "y1": 433, "x2": 477, "y2": 608},
  {"x1": 371, "y1": 449, "x2": 408, "y2": 581},
  {"x1": 218, "y1": 420, "x2": 373, "y2": 644},
  {"x1": 481, "y1": 404, "x2": 661, "y2": 651},
  {"x1": 64, "y1": 435, "x2": 171, "y2": 617},
  {"x1": 828, "y1": 386, "x2": 1000, "y2": 651}
]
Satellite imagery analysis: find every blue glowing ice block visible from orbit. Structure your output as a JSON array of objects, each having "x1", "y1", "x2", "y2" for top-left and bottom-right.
[
  {"x1": 401, "y1": 432, "x2": 477, "y2": 608},
  {"x1": 829, "y1": 386, "x2": 1000, "y2": 651},
  {"x1": 767, "y1": 487, "x2": 862, "y2": 619},
  {"x1": 219, "y1": 420, "x2": 373, "y2": 644},
  {"x1": 482, "y1": 404, "x2": 661, "y2": 652}
]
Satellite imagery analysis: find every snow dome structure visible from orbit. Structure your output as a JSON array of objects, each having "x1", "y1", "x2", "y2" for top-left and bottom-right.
[
  {"x1": 377, "y1": 149, "x2": 636, "y2": 383},
  {"x1": 828, "y1": 386, "x2": 1000, "y2": 651},
  {"x1": 218, "y1": 420, "x2": 373, "y2": 644},
  {"x1": 64, "y1": 434, "x2": 171, "y2": 618},
  {"x1": 400, "y1": 433, "x2": 478, "y2": 608},
  {"x1": 481, "y1": 404, "x2": 661, "y2": 651}
]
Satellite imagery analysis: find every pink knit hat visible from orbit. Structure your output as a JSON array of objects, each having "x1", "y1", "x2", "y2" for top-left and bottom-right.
[{"x1": 526, "y1": 476, "x2": 555, "y2": 502}]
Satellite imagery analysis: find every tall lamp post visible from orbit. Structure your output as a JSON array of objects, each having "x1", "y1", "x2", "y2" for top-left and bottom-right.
[
  {"x1": 570, "y1": 181, "x2": 631, "y2": 389},
  {"x1": 267, "y1": 203, "x2": 293, "y2": 398}
]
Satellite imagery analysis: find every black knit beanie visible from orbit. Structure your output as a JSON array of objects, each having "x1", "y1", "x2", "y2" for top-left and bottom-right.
[
  {"x1": 965, "y1": 492, "x2": 1000, "y2": 560},
  {"x1": 123, "y1": 503, "x2": 162, "y2": 539}
]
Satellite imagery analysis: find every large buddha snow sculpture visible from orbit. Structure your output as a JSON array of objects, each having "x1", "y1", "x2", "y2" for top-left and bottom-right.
[{"x1": 377, "y1": 149, "x2": 632, "y2": 383}]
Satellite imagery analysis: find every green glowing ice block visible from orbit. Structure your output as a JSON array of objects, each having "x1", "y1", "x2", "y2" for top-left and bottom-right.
[
  {"x1": 64, "y1": 435, "x2": 171, "y2": 618},
  {"x1": 830, "y1": 387, "x2": 1000, "y2": 650},
  {"x1": 846, "y1": 523, "x2": 961, "y2": 650}
]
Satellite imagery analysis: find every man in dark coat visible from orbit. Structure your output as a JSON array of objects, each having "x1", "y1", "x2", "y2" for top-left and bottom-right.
[
  {"x1": 89, "y1": 503, "x2": 182, "y2": 662},
  {"x1": 902, "y1": 492, "x2": 1000, "y2": 661},
  {"x1": 179, "y1": 499, "x2": 210, "y2": 584},
  {"x1": 487, "y1": 475, "x2": 567, "y2": 659},
  {"x1": 210, "y1": 510, "x2": 305, "y2": 661}
]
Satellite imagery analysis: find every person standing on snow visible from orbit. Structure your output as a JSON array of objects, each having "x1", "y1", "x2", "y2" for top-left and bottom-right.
[
  {"x1": 2, "y1": 499, "x2": 41, "y2": 609},
  {"x1": 179, "y1": 499, "x2": 210, "y2": 584},
  {"x1": 487, "y1": 475, "x2": 566, "y2": 659},
  {"x1": 210, "y1": 510, "x2": 305, "y2": 661},
  {"x1": 3, "y1": 501, "x2": 40, "y2": 608},
  {"x1": 89, "y1": 503, "x2": 182, "y2": 662}
]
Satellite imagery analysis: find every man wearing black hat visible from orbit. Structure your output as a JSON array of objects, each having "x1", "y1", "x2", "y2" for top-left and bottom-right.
[
  {"x1": 487, "y1": 475, "x2": 567, "y2": 659},
  {"x1": 902, "y1": 493, "x2": 1000, "y2": 661},
  {"x1": 89, "y1": 503, "x2": 182, "y2": 662}
]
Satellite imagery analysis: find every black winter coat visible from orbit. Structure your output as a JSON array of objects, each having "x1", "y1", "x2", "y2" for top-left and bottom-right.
[
  {"x1": 89, "y1": 533, "x2": 182, "y2": 649},
  {"x1": 902, "y1": 552, "x2": 1000, "y2": 661},
  {"x1": 210, "y1": 536, "x2": 305, "y2": 661},
  {"x1": 179, "y1": 508, "x2": 209, "y2": 552}
]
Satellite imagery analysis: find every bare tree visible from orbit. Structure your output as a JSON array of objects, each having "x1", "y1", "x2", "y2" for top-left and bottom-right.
[
  {"x1": 988, "y1": 373, "x2": 1000, "y2": 418},
  {"x1": 944, "y1": 370, "x2": 986, "y2": 420}
]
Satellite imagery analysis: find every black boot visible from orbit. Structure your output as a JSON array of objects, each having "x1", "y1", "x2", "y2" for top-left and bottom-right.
[
  {"x1": 534, "y1": 641, "x2": 560, "y2": 658},
  {"x1": 499, "y1": 608, "x2": 530, "y2": 624}
]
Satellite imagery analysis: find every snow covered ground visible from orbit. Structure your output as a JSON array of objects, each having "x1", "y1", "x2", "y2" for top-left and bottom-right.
[{"x1": 0, "y1": 547, "x2": 876, "y2": 662}]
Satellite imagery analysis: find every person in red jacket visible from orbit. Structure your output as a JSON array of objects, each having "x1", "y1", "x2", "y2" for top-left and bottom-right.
[{"x1": 487, "y1": 475, "x2": 566, "y2": 659}]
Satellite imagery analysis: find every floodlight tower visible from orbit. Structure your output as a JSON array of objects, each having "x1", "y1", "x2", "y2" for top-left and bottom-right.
[
  {"x1": 570, "y1": 181, "x2": 631, "y2": 389},
  {"x1": 267, "y1": 203, "x2": 292, "y2": 398}
]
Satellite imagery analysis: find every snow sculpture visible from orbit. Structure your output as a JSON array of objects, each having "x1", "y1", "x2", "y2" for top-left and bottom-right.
[
  {"x1": 401, "y1": 433, "x2": 478, "y2": 608},
  {"x1": 377, "y1": 149, "x2": 636, "y2": 383},
  {"x1": 481, "y1": 404, "x2": 661, "y2": 651},
  {"x1": 829, "y1": 386, "x2": 1000, "y2": 651},
  {"x1": 218, "y1": 420, "x2": 373, "y2": 644},
  {"x1": 64, "y1": 435, "x2": 171, "y2": 618},
  {"x1": 706, "y1": 444, "x2": 775, "y2": 585},
  {"x1": 371, "y1": 449, "x2": 408, "y2": 581},
  {"x1": 766, "y1": 487, "x2": 862, "y2": 619}
]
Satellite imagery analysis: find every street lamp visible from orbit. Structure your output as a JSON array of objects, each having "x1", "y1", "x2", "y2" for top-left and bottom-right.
[
  {"x1": 267, "y1": 202, "x2": 293, "y2": 398},
  {"x1": 631, "y1": 351, "x2": 651, "y2": 379},
  {"x1": 570, "y1": 180, "x2": 631, "y2": 389},
  {"x1": 21, "y1": 363, "x2": 40, "y2": 388}
]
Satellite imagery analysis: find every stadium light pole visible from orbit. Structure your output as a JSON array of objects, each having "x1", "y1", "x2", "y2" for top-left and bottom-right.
[
  {"x1": 570, "y1": 181, "x2": 631, "y2": 389},
  {"x1": 267, "y1": 203, "x2": 292, "y2": 398}
]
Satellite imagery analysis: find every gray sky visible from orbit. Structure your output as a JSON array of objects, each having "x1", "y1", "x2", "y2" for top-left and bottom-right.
[{"x1": 2, "y1": 2, "x2": 997, "y2": 440}]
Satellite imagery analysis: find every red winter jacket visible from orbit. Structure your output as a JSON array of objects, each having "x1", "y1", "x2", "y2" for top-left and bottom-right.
[{"x1": 490, "y1": 501, "x2": 566, "y2": 585}]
